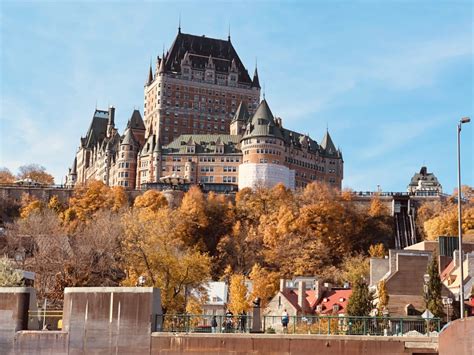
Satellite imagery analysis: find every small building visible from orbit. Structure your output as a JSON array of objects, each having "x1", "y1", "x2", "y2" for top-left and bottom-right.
[
  {"x1": 264, "y1": 277, "x2": 351, "y2": 318},
  {"x1": 407, "y1": 166, "x2": 442, "y2": 196},
  {"x1": 370, "y1": 249, "x2": 452, "y2": 316},
  {"x1": 202, "y1": 281, "x2": 228, "y2": 316}
]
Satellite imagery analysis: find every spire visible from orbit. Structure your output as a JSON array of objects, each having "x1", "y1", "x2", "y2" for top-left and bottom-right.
[
  {"x1": 159, "y1": 50, "x2": 166, "y2": 74},
  {"x1": 147, "y1": 61, "x2": 153, "y2": 85},
  {"x1": 178, "y1": 13, "x2": 181, "y2": 33},
  {"x1": 252, "y1": 62, "x2": 261, "y2": 89},
  {"x1": 321, "y1": 130, "x2": 337, "y2": 154},
  {"x1": 231, "y1": 101, "x2": 250, "y2": 122},
  {"x1": 228, "y1": 22, "x2": 231, "y2": 41}
]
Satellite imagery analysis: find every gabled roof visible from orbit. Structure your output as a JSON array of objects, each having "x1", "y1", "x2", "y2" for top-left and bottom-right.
[
  {"x1": 163, "y1": 32, "x2": 252, "y2": 84},
  {"x1": 408, "y1": 166, "x2": 441, "y2": 187},
  {"x1": 315, "y1": 289, "x2": 352, "y2": 315},
  {"x1": 127, "y1": 110, "x2": 145, "y2": 131},
  {"x1": 162, "y1": 134, "x2": 241, "y2": 154},
  {"x1": 231, "y1": 101, "x2": 250, "y2": 123}
]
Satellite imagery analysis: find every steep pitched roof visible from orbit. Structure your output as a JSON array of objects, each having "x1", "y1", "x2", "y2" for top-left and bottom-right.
[
  {"x1": 83, "y1": 110, "x2": 108, "y2": 148},
  {"x1": 121, "y1": 128, "x2": 137, "y2": 145},
  {"x1": 231, "y1": 101, "x2": 250, "y2": 123},
  {"x1": 127, "y1": 110, "x2": 145, "y2": 131},
  {"x1": 320, "y1": 131, "x2": 337, "y2": 156},
  {"x1": 315, "y1": 289, "x2": 352, "y2": 315},
  {"x1": 163, "y1": 32, "x2": 252, "y2": 84},
  {"x1": 242, "y1": 99, "x2": 283, "y2": 139},
  {"x1": 252, "y1": 67, "x2": 260, "y2": 88}
]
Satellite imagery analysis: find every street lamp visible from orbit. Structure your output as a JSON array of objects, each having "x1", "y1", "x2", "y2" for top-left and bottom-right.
[
  {"x1": 457, "y1": 117, "x2": 470, "y2": 318},
  {"x1": 442, "y1": 297, "x2": 453, "y2": 322}
]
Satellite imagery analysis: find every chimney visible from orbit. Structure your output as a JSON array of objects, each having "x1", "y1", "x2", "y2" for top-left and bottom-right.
[
  {"x1": 297, "y1": 281, "x2": 306, "y2": 312},
  {"x1": 314, "y1": 280, "x2": 323, "y2": 300},
  {"x1": 107, "y1": 106, "x2": 115, "y2": 137},
  {"x1": 453, "y1": 250, "x2": 460, "y2": 268},
  {"x1": 323, "y1": 282, "x2": 332, "y2": 292},
  {"x1": 279, "y1": 279, "x2": 287, "y2": 293},
  {"x1": 466, "y1": 252, "x2": 474, "y2": 277}
]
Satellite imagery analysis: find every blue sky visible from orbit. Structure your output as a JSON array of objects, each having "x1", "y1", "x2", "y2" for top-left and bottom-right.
[{"x1": 1, "y1": 0, "x2": 472, "y2": 192}]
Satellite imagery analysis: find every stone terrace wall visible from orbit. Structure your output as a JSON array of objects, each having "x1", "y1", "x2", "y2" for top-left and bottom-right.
[
  {"x1": 151, "y1": 333, "x2": 438, "y2": 355},
  {"x1": 438, "y1": 317, "x2": 474, "y2": 355}
]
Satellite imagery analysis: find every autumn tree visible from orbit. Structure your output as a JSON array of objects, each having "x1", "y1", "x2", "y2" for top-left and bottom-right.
[
  {"x1": 377, "y1": 279, "x2": 389, "y2": 314},
  {"x1": 248, "y1": 264, "x2": 279, "y2": 309},
  {"x1": 121, "y1": 207, "x2": 210, "y2": 314},
  {"x1": 20, "y1": 198, "x2": 44, "y2": 219},
  {"x1": 424, "y1": 256, "x2": 444, "y2": 318},
  {"x1": 368, "y1": 195, "x2": 390, "y2": 217},
  {"x1": 347, "y1": 278, "x2": 374, "y2": 316},
  {"x1": 339, "y1": 254, "x2": 370, "y2": 286},
  {"x1": 17, "y1": 164, "x2": 54, "y2": 185},
  {"x1": 369, "y1": 243, "x2": 387, "y2": 258},
  {"x1": 67, "y1": 181, "x2": 128, "y2": 222},
  {"x1": 228, "y1": 274, "x2": 250, "y2": 314},
  {"x1": 133, "y1": 189, "x2": 168, "y2": 212},
  {"x1": 0, "y1": 167, "x2": 15, "y2": 184}
]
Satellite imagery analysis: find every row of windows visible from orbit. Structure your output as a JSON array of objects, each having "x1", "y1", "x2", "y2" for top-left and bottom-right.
[
  {"x1": 223, "y1": 166, "x2": 237, "y2": 172},
  {"x1": 200, "y1": 166, "x2": 215, "y2": 172},
  {"x1": 286, "y1": 157, "x2": 325, "y2": 172},
  {"x1": 118, "y1": 172, "x2": 129, "y2": 178},
  {"x1": 118, "y1": 162, "x2": 130, "y2": 169},
  {"x1": 117, "y1": 181, "x2": 129, "y2": 187},
  {"x1": 223, "y1": 176, "x2": 237, "y2": 183}
]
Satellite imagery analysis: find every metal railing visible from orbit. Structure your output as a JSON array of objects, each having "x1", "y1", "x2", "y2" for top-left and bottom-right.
[
  {"x1": 28, "y1": 310, "x2": 64, "y2": 330},
  {"x1": 155, "y1": 314, "x2": 253, "y2": 333},
  {"x1": 154, "y1": 314, "x2": 441, "y2": 336}
]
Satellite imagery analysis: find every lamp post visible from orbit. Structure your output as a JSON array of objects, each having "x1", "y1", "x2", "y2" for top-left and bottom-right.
[
  {"x1": 442, "y1": 297, "x2": 453, "y2": 322},
  {"x1": 457, "y1": 117, "x2": 470, "y2": 319}
]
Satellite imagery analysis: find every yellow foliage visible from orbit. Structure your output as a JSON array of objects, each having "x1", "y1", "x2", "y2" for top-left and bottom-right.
[
  {"x1": 0, "y1": 168, "x2": 15, "y2": 184},
  {"x1": 121, "y1": 208, "x2": 211, "y2": 313},
  {"x1": 133, "y1": 190, "x2": 168, "y2": 212},
  {"x1": 20, "y1": 199, "x2": 43, "y2": 219},
  {"x1": 248, "y1": 264, "x2": 279, "y2": 309},
  {"x1": 228, "y1": 274, "x2": 250, "y2": 314},
  {"x1": 368, "y1": 243, "x2": 386, "y2": 258},
  {"x1": 368, "y1": 195, "x2": 389, "y2": 217},
  {"x1": 68, "y1": 181, "x2": 128, "y2": 221},
  {"x1": 48, "y1": 196, "x2": 64, "y2": 214}
]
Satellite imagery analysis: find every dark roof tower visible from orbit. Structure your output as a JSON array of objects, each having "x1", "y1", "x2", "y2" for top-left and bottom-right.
[
  {"x1": 127, "y1": 110, "x2": 146, "y2": 130},
  {"x1": 147, "y1": 63, "x2": 153, "y2": 85},
  {"x1": 252, "y1": 66, "x2": 260, "y2": 89},
  {"x1": 320, "y1": 130, "x2": 337, "y2": 155},
  {"x1": 231, "y1": 101, "x2": 250, "y2": 123},
  {"x1": 242, "y1": 99, "x2": 283, "y2": 139}
]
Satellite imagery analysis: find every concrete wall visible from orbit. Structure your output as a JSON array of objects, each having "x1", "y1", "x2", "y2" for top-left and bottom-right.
[
  {"x1": 151, "y1": 333, "x2": 438, "y2": 355},
  {"x1": 62, "y1": 287, "x2": 161, "y2": 354},
  {"x1": 438, "y1": 317, "x2": 474, "y2": 355},
  {"x1": 0, "y1": 287, "x2": 34, "y2": 354},
  {"x1": 14, "y1": 331, "x2": 68, "y2": 355}
]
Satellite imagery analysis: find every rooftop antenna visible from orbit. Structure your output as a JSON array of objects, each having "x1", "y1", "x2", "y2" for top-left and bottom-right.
[
  {"x1": 228, "y1": 22, "x2": 231, "y2": 41},
  {"x1": 263, "y1": 82, "x2": 266, "y2": 100},
  {"x1": 178, "y1": 13, "x2": 181, "y2": 33},
  {"x1": 326, "y1": 122, "x2": 329, "y2": 132}
]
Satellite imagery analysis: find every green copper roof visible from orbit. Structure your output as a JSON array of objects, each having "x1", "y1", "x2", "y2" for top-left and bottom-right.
[{"x1": 242, "y1": 99, "x2": 283, "y2": 140}]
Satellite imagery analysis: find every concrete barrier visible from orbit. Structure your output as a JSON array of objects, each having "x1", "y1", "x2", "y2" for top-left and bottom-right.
[
  {"x1": 62, "y1": 287, "x2": 161, "y2": 354},
  {"x1": 438, "y1": 317, "x2": 474, "y2": 355},
  {"x1": 0, "y1": 287, "x2": 35, "y2": 354},
  {"x1": 14, "y1": 331, "x2": 68, "y2": 355}
]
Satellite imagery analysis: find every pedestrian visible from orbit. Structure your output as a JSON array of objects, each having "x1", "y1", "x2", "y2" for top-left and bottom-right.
[
  {"x1": 239, "y1": 311, "x2": 247, "y2": 332},
  {"x1": 281, "y1": 309, "x2": 289, "y2": 333},
  {"x1": 225, "y1": 310, "x2": 234, "y2": 332},
  {"x1": 211, "y1": 316, "x2": 218, "y2": 333}
]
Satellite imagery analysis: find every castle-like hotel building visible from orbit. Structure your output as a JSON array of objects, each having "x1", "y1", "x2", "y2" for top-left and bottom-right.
[{"x1": 66, "y1": 30, "x2": 343, "y2": 191}]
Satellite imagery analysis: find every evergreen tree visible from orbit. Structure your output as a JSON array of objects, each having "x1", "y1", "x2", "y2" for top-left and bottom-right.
[
  {"x1": 347, "y1": 278, "x2": 374, "y2": 316},
  {"x1": 424, "y1": 255, "x2": 444, "y2": 318}
]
